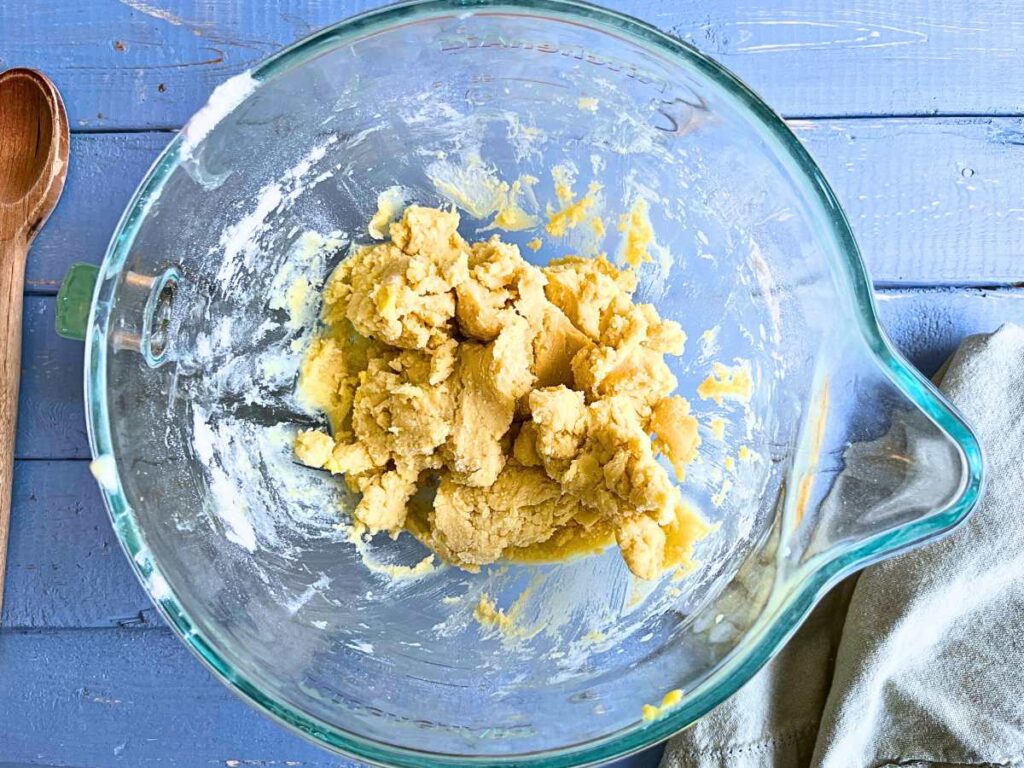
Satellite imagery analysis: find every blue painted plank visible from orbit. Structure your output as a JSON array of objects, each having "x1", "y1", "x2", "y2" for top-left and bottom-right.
[
  {"x1": 23, "y1": 119, "x2": 1024, "y2": 297},
  {"x1": 795, "y1": 117, "x2": 1024, "y2": 288},
  {"x1": 8, "y1": 288, "x2": 1024, "y2": 630},
  {"x1": 3, "y1": 461, "x2": 152, "y2": 630},
  {"x1": 662, "y1": 0, "x2": 1024, "y2": 118},
  {"x1": 6, "y1": 288, "x2": 1023, "y2": 766},
  {"x1": 0, "y1": 0, "x2": 1022, "y2": 131},
  {"x1": 0, "y1": 627, "x2": 662, "y2": 768},
  {"x1": 15, "y1": 297, "x2": 87, "y2": 460},
  {"x1": 0, "y1": 0, "x2": 388, "y2": 132},
  {"x1": 0, "y1": 628, "x2": 366, "y2": 768},
  {"x1": 0, "y1": 626, "x2": 662, "y2": 767}
]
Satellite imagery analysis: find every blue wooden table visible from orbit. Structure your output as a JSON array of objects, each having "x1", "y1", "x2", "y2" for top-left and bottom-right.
[{"x1": 3, "y1": 1, "x2": 1023, "y2": 766}]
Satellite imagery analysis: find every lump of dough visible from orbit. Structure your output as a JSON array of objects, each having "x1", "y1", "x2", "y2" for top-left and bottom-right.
[
  {"x1": 512, "y1": 421, "x2": 542, "y2": 467},
  {"x1": 294, "y1": 429, "x2": 334, "y2": 469},
  {"x1": 615, "y1": 501, "x2": 713, "y2": 580},
  {"x1": 429, "y1": 464, "x2": 583, "y2": 568},
  {"x1": 572, "y1": 344, "x2": 678, "y2": 417},
  {"x1": 542, "y1": 255, "x2": 637, "y2": 340},
  {"x1": 326, "y1": 442, "x2": 375, "y2": 476},
  {"x1": 390, "y1": 204, "x2": 464, "y2": 260},
  {"x1": 446, "y1": 341, "x2": 518, "y2": 487},
  {"x1": 529, "y1": 303, "x2": 591, "y2": 392},
  {"x1": 350, "y1": 347, "x2": 456, "y2": 470},
  {"x1": 491, "y1": 315, "x2": 538, "y2": 403},
  {"x1": 294, "y1": 205, "x2": 715, "y2": 580},
  {"x1": 354, "y1": 470, "x2": 419, "y2": 534},
  {"x1": 526, "y1": 386, "x2": 588, "y2": 478},
  {"x1": 298, "y1": 334, "x2": 363, "y2": 438},
  {"x1": 521, "y1": 387, "x2": 687, "y2": 554},
  {"x1": 598, "y1": 299, "x2": 685, "y2": 356},
  {"x1": 325, "y1": 206, "x2": 469, "y2": 349},
  {"x1": 456, "y1": 237, "x2": 547, "y2": 341},
  {"x1": 328, "y1": 345, "x2": 456, "y2": 534},
  {"x1": 649, "y1": 396, "x2": 701, "y2": 480},
  {"x1": 567, "y1": 395, "x2": 678, "y2": 522},
  {"x1": 615, "y1": 514, "x2": 666, "y2": 580},
  {"x1": 571, "y1": 294, "x2": 686, "y2": 416}
]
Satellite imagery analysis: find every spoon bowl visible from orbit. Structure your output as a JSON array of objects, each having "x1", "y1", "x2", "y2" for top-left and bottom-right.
[
  {"x1": 0, "y1": 74, "x2": 55, "y2": 206},
  {"x1": 0, "y1": 68, "x2": 69, "y2": 238}
]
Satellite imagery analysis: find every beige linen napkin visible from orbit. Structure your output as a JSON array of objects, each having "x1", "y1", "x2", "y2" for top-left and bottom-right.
[{"x1": 663, "y1": 325, "x2": 1023, "y2": 768}]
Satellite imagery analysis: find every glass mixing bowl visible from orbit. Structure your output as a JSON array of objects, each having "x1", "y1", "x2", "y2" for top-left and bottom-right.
[{"x1": 78, "y1": 0, "x2": 983, "y2": 765}]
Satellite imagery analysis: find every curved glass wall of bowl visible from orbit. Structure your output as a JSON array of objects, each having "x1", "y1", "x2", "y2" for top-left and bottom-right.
[{"x1": 87, "y1": 2, "x2": 977, "y2": 765}]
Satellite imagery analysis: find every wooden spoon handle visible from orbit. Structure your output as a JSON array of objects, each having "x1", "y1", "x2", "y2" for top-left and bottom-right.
[{"x1": 0, "y1": 237, "x2": 27, "y2": 617}]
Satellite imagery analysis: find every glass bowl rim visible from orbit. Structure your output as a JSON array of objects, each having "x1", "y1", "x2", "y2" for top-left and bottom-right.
[{"x1": 83, "y1": 0, "x2": 985, "y2": 765}]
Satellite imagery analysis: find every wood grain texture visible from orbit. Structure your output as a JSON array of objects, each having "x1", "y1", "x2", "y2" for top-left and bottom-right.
[
  {"x1": 0, "y1": 67, "x2": 71, "y2": 621},
  {"x1": 795, "y1": 117, "x2": 1024, "y2": 287},
  {"x1": 0, "y1": 239, "x2": 26, "y2": 620},
  {"x1": 661, "y1": 0, "x2": 1024, "y2": 118},
  {"x1": 0, "y1": 0, "x2": 1022, "y2": 131},
  {"x1": 22, "y1": 119, "x2": 1024, "y2": 296}
]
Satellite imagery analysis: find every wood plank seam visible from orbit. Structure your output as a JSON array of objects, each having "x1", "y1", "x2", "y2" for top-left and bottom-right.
[{"x1": 61, "y1": 113, "x2": 1024, "y2": 137}]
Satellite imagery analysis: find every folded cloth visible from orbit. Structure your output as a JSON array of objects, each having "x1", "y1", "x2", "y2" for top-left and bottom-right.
[{"x1": 662, "y1": 324, "x2": 1024, "y2": 768}]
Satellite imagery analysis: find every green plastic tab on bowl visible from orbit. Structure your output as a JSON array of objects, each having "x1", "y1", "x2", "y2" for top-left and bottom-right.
[{"x1": 56, "y1": 262, "x2": 99, "y2": 340}]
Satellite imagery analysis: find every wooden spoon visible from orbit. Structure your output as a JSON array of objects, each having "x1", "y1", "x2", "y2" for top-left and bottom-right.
[{"x1": 0, "y1": 69, "x2": 70, "y2": 617}]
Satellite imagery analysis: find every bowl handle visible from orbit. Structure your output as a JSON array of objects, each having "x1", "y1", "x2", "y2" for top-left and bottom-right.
[
  {"x1": 55, "y1": 262, "x2": 98, "y2": 341},
  {"x1": 780, "y1": 337, "x2": 984, "y2": 575}
]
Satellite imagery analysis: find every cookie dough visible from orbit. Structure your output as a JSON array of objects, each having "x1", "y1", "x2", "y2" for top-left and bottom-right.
[{"x1": 295, "y1": 205, "x2": 710, "y2": 579}]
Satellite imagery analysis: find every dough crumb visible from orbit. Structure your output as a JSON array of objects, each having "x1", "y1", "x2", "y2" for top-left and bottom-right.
[
  {"x1": 546, "y1": 165, "x2": 601, "y2": 237},
  {"x1": 711, "y1": 478, "x2": 733, "y2": 508},
  {"x1": 473, "y1": 593, "x2": 516, "y2": 634},
  {"x1": 618, "y1": 198, "x2": 655, "y2": 268},
  {"x1": 294, "y1": 429, "x2": 334, "y2": 468},
  {"x1": 368, "y1": 186, "x2": 407, "y2": 239},
  {"x1": 708, "y1": 416, "x2": 726, "y2": 441},
  {"x1": 295, "y1": 205, "x2": 712, "y2": 579},
  {"x1": 697, "y1": 361, "x2": 753, "y2": 405},
  {"x1": 642, "y1": 688, "x2": 684, "y2": 721},
  {"x1": 491, "y1": 175, "x2": 539, "y2": 231},
  {"x1": 650, "y1": 396, "x2": 701, "y2": 480}
]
